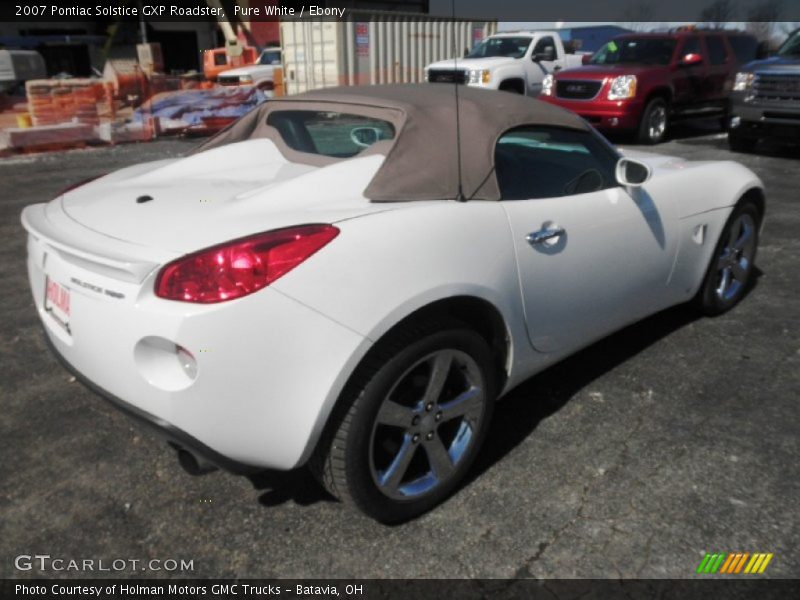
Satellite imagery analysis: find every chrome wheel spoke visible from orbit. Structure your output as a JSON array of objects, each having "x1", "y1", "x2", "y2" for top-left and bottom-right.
[
  {"x1": 380, "y1": 436, "x2": 416, "y2": 492},
  {"x1": 424, "y1": 435, "x2": 454, "y2": 479},
  {"x1": 717, "y1": 267, "x2": 732, "y2": 296},
  {"x1": 423, "y1": 351, "x2": 452, "y2": 405},
  {"x1": 733, "y1": 223, "x2": 753, "y2": 251},
  {"x1": 376, "y1": 399, "x2": 415, "y2": 428},
  {"x1": 439, "y1": 386, "x2": 483, "y2": 421}
]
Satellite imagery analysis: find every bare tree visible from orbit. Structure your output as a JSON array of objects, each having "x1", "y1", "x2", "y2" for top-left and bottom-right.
[
  {"x1": 745, "y1": 0, "x2": 783, "y2": 43},
  {"x1": 699, "y1": 0, "x2": 737, "y2": 29},
  {"x1": 624, "y1": 1, "x2": 656, "y2": 31}
]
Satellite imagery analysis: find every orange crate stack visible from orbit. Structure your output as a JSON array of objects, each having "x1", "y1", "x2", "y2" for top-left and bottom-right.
[{"x1": 26, "y1": 80, "x2": 107, "y2": 128}]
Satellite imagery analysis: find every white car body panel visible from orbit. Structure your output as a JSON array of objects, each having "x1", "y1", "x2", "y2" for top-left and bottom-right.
[
  {"x1": 21, "y1": 129, "x2": 764, "y2": 472},
  {"x1": 57, "y1": 139, "x2": 397, "y2": 253}
]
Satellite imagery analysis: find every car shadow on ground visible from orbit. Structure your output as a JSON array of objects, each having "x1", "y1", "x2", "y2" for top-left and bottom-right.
[
  {"x1": 244, "y1": 269, "x2": 763, "y2": 515},
  {"x1": 466, "y1": 265, "x2": 762, "y2": 491},
  {"x1": 606, "y1": 119, "x2": 800, "y2": 158}
]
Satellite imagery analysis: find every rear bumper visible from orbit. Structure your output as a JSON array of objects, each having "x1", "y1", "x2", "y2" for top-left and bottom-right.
[
  {"x1": 42, "y1": 330, "x2": 258, "y2": 474},
  {"x1": 540, "y1": 95, "x2": 644, "y2": 130},
  {"x1": 26, "y1": 227, "x2": 370, "y2": 471}
]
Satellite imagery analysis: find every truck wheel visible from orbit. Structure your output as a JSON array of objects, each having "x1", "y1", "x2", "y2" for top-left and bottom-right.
[
  {"x1": 637, "y1": 98, "x2": 669, "y2": 144},
  {"x1": 728, "y1": 131, "x2": 758, "y2": 153},
  {"x1": 311, "y1": 318, "x2": 496, "y2": 523}
]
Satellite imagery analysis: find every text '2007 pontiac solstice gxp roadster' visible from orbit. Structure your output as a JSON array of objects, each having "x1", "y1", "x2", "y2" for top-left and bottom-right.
[{"x1": 23, "y1": 84, "x2": 764, "y2": 522}]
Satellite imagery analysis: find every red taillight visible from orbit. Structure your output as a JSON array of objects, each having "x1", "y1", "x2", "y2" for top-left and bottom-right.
[{"x1": 155, "y1": 224, "x2": 339, "y2": 304}]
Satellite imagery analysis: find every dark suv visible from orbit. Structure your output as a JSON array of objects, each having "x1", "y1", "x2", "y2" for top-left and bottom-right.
[
  {"x1": 728, "y1": 28, "x2": 800, "y2": 152},
  {"x1": 540, "y1": 30, "x2": 759, "y2": 143}
]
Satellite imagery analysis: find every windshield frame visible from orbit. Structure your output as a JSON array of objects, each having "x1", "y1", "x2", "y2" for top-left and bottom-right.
[
  {"x1": 589, "y1": 37, "x2": 678, "y2": 66},
  {"x1": 777, "y1": 30, "x2": 800, "y2": 57},
  {"x1": 466, "y1": 36, "x2": 533, "y2": 60}
]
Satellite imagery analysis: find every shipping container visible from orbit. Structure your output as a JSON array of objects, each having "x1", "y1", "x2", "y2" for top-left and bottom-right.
[{"x1": 280, "y1": 12, "x2": 497, "y2": 95}]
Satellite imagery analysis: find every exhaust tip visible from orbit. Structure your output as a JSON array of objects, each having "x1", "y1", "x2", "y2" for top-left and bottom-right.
[{"x1": 175, "y1": 447, "x2": 218, "y2": 476}]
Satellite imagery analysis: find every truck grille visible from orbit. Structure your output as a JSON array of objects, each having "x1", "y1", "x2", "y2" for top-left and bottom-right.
[
  {"x1": 217, "y1": 76, "x2": 240, "y2": 86},
  {"x1": 428, "y1": 69, "x2": 468, "y2": 84},
  {"x1": 556, "y1": 80, "x2": 602, "y2": 100},
  {"x1": 753, "y1": 73, "x2": 800, "y2": 101}
]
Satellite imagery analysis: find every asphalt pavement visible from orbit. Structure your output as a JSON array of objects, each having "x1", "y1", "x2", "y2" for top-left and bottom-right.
[{"x1": 1, "y1": 127, "x2": 798, "y2": 579}]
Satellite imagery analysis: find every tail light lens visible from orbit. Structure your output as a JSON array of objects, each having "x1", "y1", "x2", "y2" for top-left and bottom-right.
[{"x1": 155, "y1": 224, "x2": 339, "y2": 304}]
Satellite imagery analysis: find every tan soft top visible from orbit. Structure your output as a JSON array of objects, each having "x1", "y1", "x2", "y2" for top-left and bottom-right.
[{"x1": 194, "y1": 84, "x2": 590, "y2": 202}]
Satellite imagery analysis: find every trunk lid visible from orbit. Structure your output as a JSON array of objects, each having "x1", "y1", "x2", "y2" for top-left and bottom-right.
[{"x1": 58, "y1": 139, "x2": 395, "y2": 254}]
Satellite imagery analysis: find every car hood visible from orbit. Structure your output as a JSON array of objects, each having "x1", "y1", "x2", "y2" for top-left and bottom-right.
[
  {"x1": 57, "y1": 139, "x2": 397, "y2": 254},
  {"x1": 427, "y1": 57, "x2": 517, "y2": 71},
  {"x1": 219, "y1": 64, "x2": 277, "y2": 77},
  {"x1": 743, "y1": 55, "x2": 800, "y2": 73},
  {"x1": 555, "y1": 64, "x2": 661, "y2": 79}
]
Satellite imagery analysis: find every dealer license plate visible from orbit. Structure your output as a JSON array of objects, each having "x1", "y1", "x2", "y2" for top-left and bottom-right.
[{"x1": 44, "y1": 276, "x2": 71, "y2": 336}]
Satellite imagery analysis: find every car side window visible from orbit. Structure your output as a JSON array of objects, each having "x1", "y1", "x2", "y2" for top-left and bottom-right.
[
  {"x1": 495, "y1": 127, "x2": 619, "y2": 201},
  {"x1": 706, "y1": 36, "x2": 728, "y2": 65},
  {"x1": 681, "y1": 35, "x2": 702, "y2": 58},
  {"x1": 728, "y1": 35, "x2": 758, "y2": 63},
  {"x1": 533, "y1": 36, "x2": 555, "y2": 57}
]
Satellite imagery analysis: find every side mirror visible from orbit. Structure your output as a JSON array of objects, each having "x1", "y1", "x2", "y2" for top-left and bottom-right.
[
  {"x1": 616, "y1": 158, "x2": 651, "y2": 187},
  {"x1": 350, "y1": 126, "x2": 382, "y2": 148},
  {"x1": 680, "y1": 53, "x2": 703, "y2": 67},
  {"x1": 463, "y1": 48, "x2": 469, "y2": 58},
  {"x1": 582, "y1": 53, "x2": 592, "y2": 65},
  {"x1": 534, "y1": 46, "x2": 555, "y2": 62}
]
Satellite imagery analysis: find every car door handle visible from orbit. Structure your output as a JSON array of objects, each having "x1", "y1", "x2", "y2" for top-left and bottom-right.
[{"x1": 526, "y1": 226, "x2": 565, "y2": 246}]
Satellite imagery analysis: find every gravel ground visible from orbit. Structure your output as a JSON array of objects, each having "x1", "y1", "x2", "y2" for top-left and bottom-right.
[{"x1": 1, "y1": 128, "x2": 798, "y2": 580}]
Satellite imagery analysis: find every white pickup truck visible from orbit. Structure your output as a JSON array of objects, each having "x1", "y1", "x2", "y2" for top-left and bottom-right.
[
  {"x1": 217, "y1": 47, "x2": 282, "y2": 93},
  {"x1": 425, "y1": 31, "x2": 583, "y2": 96}
]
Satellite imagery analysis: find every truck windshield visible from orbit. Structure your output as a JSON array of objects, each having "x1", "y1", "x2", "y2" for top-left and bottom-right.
[
  {"x1": 778, "y1": 31, "x2": 800, "y2": 56},
  {"x1": 259, "y1": 51, "x2": 281, "y2": 65},
  {"x1": 466, "y1": 37, "x2": 532, "y2": 59},
  {"x1": 590, "y1": 38, "x2": 676, "y2": 65}
]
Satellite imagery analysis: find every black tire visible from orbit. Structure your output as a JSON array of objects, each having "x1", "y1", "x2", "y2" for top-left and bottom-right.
[
  {"x1": 694, "y1": 201, "x2": 761, "y2": 316},
  {"x1": 728, "y1": 131, "x2": 758, "y2": 153},
  {"x1": 310, "y1": 318, "x2": 497, "y2": 523},
  {"x1": 637, "y1": 97, "x2": 670, "y2": 144}
]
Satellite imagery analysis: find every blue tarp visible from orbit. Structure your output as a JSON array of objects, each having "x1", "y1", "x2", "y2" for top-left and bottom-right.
[{"x1": 133, "y1": 87, "x2": 268, "y2": 126}]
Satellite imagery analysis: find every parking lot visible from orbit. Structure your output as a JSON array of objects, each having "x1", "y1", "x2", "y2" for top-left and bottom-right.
[{"x1": 1, "y1": 126, "x2": 798, "y2": 579}]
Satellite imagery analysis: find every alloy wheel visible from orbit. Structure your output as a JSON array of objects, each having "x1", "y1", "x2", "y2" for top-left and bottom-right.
[
  {"x1": 715, "y1": 213, "x2": 756, "y2": 302},
  {"x1": 368, "y1": 349, "x2": 486, "y2": 500}
]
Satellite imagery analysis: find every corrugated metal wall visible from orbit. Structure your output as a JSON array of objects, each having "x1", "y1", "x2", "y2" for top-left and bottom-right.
[{"x1": 281, "y1": 13, "x2": 497, "y2": 95}]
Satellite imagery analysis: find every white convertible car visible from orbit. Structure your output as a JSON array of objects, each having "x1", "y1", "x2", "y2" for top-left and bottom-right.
[{"x1": 22, "y1": 85, "x2": 764, "y2": 522}]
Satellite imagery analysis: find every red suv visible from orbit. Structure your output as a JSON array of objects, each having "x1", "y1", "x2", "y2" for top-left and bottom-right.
[{"x1": 539, "y1": 30, "x2": 759, "y2": 143}]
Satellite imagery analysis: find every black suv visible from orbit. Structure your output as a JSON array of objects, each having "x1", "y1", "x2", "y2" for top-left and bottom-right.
[{"x1": 728, "y1": 28, "x2": 800, "y2": 151}]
